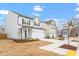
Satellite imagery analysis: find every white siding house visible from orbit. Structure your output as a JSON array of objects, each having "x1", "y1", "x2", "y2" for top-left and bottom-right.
[
  {"x1": 5, "y1": 11, "x2": 57, "y2": 40},
  {"x1": 43, "y1": 20, "x2": 57, "y2": 39},
  {"x1": 5, "y1": 11, "x2": 45, "y2": 40}
]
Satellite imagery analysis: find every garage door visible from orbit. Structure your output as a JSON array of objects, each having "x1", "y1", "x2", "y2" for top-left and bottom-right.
[{"x1": 32, "y1": 29, "x2": 45, "y2": 39}]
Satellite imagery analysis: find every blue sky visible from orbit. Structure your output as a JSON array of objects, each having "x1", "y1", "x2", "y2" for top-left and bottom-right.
[{"x1": 0, "y1": 3, "x2": 79, "y2": 25}]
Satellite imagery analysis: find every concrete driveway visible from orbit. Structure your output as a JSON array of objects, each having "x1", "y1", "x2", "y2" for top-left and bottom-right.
[
  {"x1": 39, "y1": 38, "x2": 79, "y2": 56},
  {"x1": 40, "y1": 39, "x2": 62, "y2": 43}
]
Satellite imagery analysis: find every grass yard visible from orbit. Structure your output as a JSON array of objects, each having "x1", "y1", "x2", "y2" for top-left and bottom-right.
[{"x1": 0, "y1": 39, "x2": 59, "y2": 56}]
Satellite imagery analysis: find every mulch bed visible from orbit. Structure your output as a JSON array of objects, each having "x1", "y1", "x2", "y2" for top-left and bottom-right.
[
  {"x1": 59, "y1": 44, "x2": 77, "y2": 50},
  {"x1": 13, "y1": 39, "x2": 39, "y2": 43}
]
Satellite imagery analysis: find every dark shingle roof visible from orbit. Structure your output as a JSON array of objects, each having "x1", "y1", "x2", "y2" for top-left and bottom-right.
[
  {"x1": 44, "y1": 20, "x2": 55, "y2": 24},
  {"x1": 11, "y1": 11, "x2": 33, "y2": 20}
]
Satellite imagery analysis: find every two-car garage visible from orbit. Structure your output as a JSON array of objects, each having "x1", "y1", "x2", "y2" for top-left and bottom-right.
[{"x1": 32, "y1": 28, "x2": 45, "y2": 39}]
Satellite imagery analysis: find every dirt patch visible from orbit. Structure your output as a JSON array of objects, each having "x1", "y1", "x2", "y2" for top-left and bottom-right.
[{"x1": 0, "y1": 39, "x2": 58, "y2": 56}]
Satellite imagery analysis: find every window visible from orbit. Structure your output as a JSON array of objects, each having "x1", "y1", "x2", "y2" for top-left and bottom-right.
[
  {"x1": 27, "y1": 20, "x2": 30, "y2": 25},
  {"x1": 22, "y1": 18, "x2": 30, "y2": 25},
  {"x1": 22, "y1": 18, "x2": 26, "y2": 24}
]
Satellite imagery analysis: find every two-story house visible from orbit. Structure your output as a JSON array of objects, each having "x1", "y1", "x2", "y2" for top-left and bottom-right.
[
  {"x1": 5, "y1": 11, "x2": 45, "y2": 40},
  {"x1": 43, "y1": 20, "x2": 57, "y2": 39},
  {"x1": 5, "y1": 11, "x2": 57, "y2": 40}
]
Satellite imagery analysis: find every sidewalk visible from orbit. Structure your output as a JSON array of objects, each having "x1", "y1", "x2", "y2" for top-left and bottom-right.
[{"x1": 39, "y1": 39, "x2": 79, "y2": 56}]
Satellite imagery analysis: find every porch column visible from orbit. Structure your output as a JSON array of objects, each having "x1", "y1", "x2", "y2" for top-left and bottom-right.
[{"x1": 26, "y1": 28, "x2": 28, "y2": 39}]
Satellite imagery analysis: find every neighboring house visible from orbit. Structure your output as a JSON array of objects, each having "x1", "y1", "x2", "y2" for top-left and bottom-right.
[
  {"x1": 0, "y1": 25, "x2": 5, "y2": 34},
  {"x1": 68, "y1": 21, "x2": 79, "y2": 37},
  {"x1": 5, "y1": 11, "x2": 57, "y2": 40},
  {"x1": 0, "y1": 25, "x2": 7, "y2": 39},
  {"x1": 42, "y1": 20, "x2": 57, "y2": 39},
  {"x1": 62, "y1": 16, "x2": 79, "y2": 37},
  {"x1": 60, "y1": 23, "x2": 68, "y2": 37}
]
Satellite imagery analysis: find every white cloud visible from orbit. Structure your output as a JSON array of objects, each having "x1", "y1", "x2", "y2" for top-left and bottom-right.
[
  {"x1": 33, "y1": 5, "x2": 43, "y2": 12},
  {"x1": 75, "y1": 7, "x2": 79, "y2": 12},
  {"x1": 31, "y1": 13, "x2": 40, "y2": 16},
  {"x1": 44, "y1": 18, "x2": 60, "y2": 22},
  {"x1": 45, "y1": 18, "x2": 65, "y2": 22},
  {"x1": 76, "y1": 3, "x2": 79, "y2": 6},
  {"x1": 44, "y1": 19, "x2": 51, "y2": 21},
  {"x1": 54, "y1": 19, "x2": 60, "y2": 22},
  {"x1": 0, "y1": 10, "x2": 9, "y2": 15},
  {"x1": 75, "y1": 14, "x2": 79, "y2": 18},
  {"x1": 60, "y1": 19, "x2": 64, "y2": 20}
]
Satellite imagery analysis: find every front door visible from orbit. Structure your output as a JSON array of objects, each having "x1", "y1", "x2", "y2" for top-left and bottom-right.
[
  {"x1": 22, "y1": 28, "x2": 28, "y2": 40},
  {"x1": 25, "y1": 30, "x2": 27, "y2": 39}
]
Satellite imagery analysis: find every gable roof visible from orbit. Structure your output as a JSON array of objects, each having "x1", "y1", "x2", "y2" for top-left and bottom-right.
[
  {"x1": 44, "y1": 20, "x2": 55, "y2": 24},
  {"x1": 11, "y1": 11, "x2": 33, "y2": 20}
]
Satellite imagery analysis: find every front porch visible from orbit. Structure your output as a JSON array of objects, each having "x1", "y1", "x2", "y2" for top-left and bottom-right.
[{"x1": 18, "y1": 27, "x2": 32, "y2": 40}]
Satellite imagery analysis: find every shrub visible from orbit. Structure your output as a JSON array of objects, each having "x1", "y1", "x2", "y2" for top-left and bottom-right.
[{"x1": 13, "y1": 38, "x2": 39, "y2": 43}]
